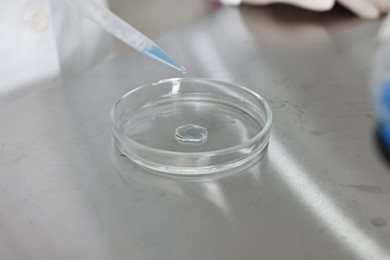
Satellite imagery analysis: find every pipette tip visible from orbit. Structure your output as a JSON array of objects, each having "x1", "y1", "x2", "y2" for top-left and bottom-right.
[{"x1": 144, "y1": 45, "x2": 187, "y2": 73}]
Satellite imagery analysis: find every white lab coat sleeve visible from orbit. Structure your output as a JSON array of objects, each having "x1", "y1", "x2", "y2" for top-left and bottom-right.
[
  {"x1": 51, "y1": 0, "x2": 113, "y2": 77},
  {"x1": 0, "y1": 0, "x2": 113, "y2": 96},
  {"x1": 0, "y1": 1, "x2": 60, "y2": 94}
]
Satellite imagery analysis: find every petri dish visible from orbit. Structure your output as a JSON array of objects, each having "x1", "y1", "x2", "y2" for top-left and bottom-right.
[{"x1": 110, "y1": 78, "x2": 272, "y2": 176}]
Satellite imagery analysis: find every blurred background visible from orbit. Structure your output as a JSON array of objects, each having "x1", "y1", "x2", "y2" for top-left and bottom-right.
[{"x1": 108, "y1": 0, "x2": 215, "y2": 51}]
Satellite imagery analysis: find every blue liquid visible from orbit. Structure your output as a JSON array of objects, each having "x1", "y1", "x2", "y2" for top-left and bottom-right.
[{"x1": 144, "y1": 45, "x2": 186, "y2": 73}]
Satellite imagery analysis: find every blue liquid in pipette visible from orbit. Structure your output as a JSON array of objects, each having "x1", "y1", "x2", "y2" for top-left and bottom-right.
[
  {"x1": 144, "y1": 45, "x2": 186, "y2": 74},
  {"x1": 68, "y1": 0, "x2": 186, "y2": 73}
]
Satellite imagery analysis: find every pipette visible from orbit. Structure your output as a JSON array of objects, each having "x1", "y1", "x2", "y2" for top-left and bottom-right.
[{"x1": 66, "y1": 0, "x2": 186, "y2": 73}]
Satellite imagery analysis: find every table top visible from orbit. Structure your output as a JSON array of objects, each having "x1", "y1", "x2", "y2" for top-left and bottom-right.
[{"x1": 1, "y1": 5, "x2": 390, "y2": 260}]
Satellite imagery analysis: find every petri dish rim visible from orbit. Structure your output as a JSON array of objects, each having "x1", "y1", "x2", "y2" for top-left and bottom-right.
[{"x1": 110, "y1": 78, "x2": 272, "y2": 157}]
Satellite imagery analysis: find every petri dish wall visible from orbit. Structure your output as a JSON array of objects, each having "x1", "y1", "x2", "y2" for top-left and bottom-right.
[{"x1": 110, "y1": 78, "x2": 272, "y2": 176}]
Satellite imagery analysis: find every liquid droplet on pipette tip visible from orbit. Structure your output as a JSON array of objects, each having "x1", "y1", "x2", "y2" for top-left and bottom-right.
[{"x1": 174, "y1": 124, "x2": 207, "y2": 145}]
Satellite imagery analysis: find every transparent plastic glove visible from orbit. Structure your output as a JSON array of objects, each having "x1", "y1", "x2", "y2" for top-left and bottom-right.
[
  {"x1": 378, "y1": 12, "x2": 390, "y2": 40},
  {"x1": 221, "y1": 0, "x2": 390, "y2": 19},
  {"x1": 337, "y1": 0, "x2": 390, "y2": 19}
]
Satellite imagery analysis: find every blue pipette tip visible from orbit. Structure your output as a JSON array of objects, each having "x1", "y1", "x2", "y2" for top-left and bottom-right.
[{"x1": 144, "y1": 45, "x2": 186, "y2": 74}]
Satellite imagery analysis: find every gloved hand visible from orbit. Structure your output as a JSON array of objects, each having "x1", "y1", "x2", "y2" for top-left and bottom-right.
[{"x1": 221, "y1": 0, "x2": 390, "y2": 19}]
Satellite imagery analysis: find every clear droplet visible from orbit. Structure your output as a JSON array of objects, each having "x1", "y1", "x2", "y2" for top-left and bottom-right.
[{"x1": 174, "y1": 124, "x2": 208, "y2": 145}]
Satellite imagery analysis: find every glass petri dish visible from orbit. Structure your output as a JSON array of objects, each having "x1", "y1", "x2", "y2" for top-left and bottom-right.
[{"x1": 110, "y1": 78, "x2": 272, "y2": 176}]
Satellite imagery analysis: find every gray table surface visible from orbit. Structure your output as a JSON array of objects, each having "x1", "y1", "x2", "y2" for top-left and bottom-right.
[{"x1": 1, "y1": 5, "x2": 390, "y2": 260}]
